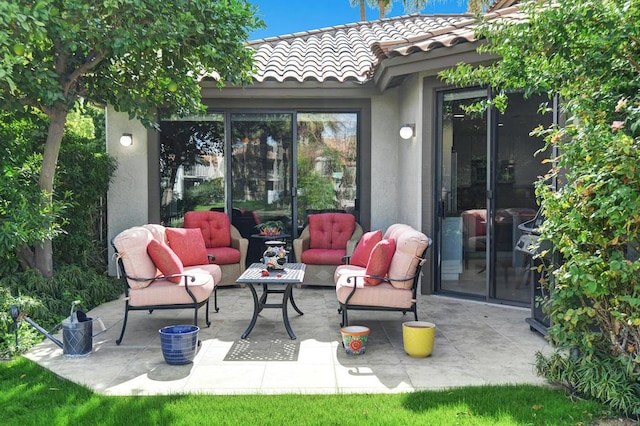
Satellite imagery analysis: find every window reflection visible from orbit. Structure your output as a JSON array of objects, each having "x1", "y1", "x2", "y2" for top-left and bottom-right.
[
  {"x1": 158, "y1": 111, "x2": 359, "y2": 263},
  {"x1": 159, "y1": 115, "x2": 225, "y2": 226},
  {"x1": 297, "y1": 112, "x2": 358, "y2": 227}
]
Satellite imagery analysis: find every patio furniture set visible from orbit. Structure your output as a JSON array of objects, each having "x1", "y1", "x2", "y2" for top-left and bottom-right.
[{"x1": 112, "y1": 212, "x2": 432, "y2": 345}]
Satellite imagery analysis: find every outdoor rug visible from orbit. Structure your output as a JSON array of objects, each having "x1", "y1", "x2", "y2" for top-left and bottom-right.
[{"x1": 223, "y1": 338, "x2": 299, "y2": 361}]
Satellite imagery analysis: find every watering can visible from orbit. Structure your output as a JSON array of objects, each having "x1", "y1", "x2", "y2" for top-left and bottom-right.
[{"x1": 10, "y1": 301, "x2": 105, "y2": 358}]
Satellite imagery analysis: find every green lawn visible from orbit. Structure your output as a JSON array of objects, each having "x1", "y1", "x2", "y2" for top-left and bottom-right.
[{"x1": 1, "y1": 357, "x2": 612, "y2": 425}]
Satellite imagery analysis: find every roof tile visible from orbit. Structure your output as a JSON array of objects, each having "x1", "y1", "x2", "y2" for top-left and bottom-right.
[{"x1": 247, "y1": 7, "x2": 523, "y2": 84}]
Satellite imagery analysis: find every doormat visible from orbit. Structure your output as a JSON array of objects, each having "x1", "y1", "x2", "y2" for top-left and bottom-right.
[{"x1": 224, "y1": 338, "x2": 299, "y2": 362}]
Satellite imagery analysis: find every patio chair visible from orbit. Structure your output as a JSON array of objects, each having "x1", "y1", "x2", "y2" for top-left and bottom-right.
[
  {"x1": 183, "y1": 210, "x2": 249, "y2": 284},
  {"x1": 293, "y1": 212, "x2": 363, "y2": 286},
  {"x1": 334, "y1": 224, "x2": 432, "y2": 327},
  {"x1": 112, "y1": 226, "x2": 220, "y2": 345}
]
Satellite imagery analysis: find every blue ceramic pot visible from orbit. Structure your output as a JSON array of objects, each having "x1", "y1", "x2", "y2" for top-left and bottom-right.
[{"x1": 159, "y1": 325, "x2": 199, "y2": 365}]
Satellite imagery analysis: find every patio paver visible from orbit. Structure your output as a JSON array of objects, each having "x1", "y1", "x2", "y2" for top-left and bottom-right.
[{"x1": 24, "y1": 287, "x2": 551, "y2": 395}]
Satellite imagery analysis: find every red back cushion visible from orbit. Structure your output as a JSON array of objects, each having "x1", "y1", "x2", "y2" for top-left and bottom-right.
[
  {"x1": 183, "y1": 211, "x2": 231, "y2": 248},
  {"x1": 308, "y1": 213, "x2": 356, "y2": 250},
  {"x1": 147, "y1": 240, "x2": 183, "y2": 283},
  {"x1": 350, "y1": 230, "x2": 382, "y2": 267},
  {"x1": 165, "y1": 228, "x2": 209, "y2": 267},
  {"x1": 364, "y1": 238, "x2": 396, "y2": 285}
]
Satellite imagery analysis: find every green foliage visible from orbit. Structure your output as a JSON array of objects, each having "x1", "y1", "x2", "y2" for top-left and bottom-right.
[
  {"x1": 296, "y1": 154, "x2": 337, "y2": 218},
  {"x1": 0, "y1": 286, "x2": 45, "y2": 359},
  {"x1": 536, "y1": 351, "x2": 640, "y2": 416},
  {"x1": 0, "y1": 111, "x2": 67, "y2": 273},
  {"x1": 182, "y1": 178, "x2": 224, "y2": 213},
  {"x1": 54, "y1": 106, "x2": 117, "y2": 269},
  {"x1": 0, "y1": 0, "x2": 263, "y2": 275},
  {"x1": 440, "y1": 0, "x2": 640, "y2": 416},
  {"x1": 0, "y1": 0, "x2": 264, "y2": 125},
  {"x1": 0, "y1": 106, "x2": 115, "y2": 272},
  {"x1": 0, "y1": 265, "x2": 122, "y2": 358}
]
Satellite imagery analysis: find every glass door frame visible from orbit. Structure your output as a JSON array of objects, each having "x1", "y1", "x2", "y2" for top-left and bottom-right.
[
  {"x1": 433, "y1": 86, "x2": 507, "y2": 304},
  {"x1": 224, "y1": 110, "x2": 299, "y2": 238},
  {"x1": 433, "y1": 87, "x2": 492, "y2": 300},
  {"x1": 434, "y1": 86, "x2": 552, "y2": 306}
]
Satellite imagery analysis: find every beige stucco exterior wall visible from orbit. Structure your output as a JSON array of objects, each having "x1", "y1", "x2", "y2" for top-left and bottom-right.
[
  {"x1": 369, "y1": 89, "x2": 401, "y2": 231},
  {"x1": 105, "y1": 107, "x2": 149, "y2": 275},
  {"x1": 396, "y1": 74, "x2": 424, "y2": 230},
  {"x1": 369, "y1": 75, "x2": 425, "y2": 233}
]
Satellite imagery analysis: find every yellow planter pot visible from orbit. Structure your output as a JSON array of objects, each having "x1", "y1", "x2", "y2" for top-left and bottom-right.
[{"x1": 402, "y1": 321, "x2": 435, "y2": 358}]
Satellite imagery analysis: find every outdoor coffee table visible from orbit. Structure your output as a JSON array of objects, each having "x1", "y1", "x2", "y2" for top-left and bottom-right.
[{"x1": 236, "y1": 262, "x2": 306, "y2": 340}]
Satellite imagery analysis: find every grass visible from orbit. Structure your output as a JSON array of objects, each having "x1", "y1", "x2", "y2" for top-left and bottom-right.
[{"x1": 0, "y1": 357, "x2": 612, "y2": 426}]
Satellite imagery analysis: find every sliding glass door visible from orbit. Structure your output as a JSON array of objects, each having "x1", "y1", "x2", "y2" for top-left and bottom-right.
[
  {"x1": 230, "y1": 113, "x2": 293, "y2": 262},
  {"x1": 159, "y1": 111, "x2": 359, "y2": 264},
  {"x1": 436, "y1": 89, "x2": 551, "y2": 304},
  {"x1": 438, "y1": 89, "x2": 488, "y2": 296}
]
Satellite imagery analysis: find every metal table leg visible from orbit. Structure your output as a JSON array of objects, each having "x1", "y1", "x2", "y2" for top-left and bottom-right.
[
  {"x1": 241, "y1": 279, "x2": 304, "y2": 340},
  {"x1": 241, "y1": 283, "x2": 260, "y2": 339},
  {"x1": 289, "y1": 287, "x2": 304, "y2": 316},
  {"x1": 282, "y1": 283, "x2": 296, "y2": 340}
]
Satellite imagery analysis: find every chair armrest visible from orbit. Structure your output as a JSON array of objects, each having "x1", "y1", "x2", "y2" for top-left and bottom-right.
[
  {"x1": 293, "y1": 225, "x2": 310, "y2": 261},
  {"x1": 125, "y1": 272, "x2": 200, "y2": 301},
  {"x1": 229, "y1": 225, "x2": 246, "y2": 250},
  {"x1": 229, "y1": 225, "x2": 248, "y2": 273},
  {"x1": 346, "y1": 223, "x2": 363, "y2": 256},
  {"x1": 342, "y1": 274, "x2": 368, "y2": 288}
]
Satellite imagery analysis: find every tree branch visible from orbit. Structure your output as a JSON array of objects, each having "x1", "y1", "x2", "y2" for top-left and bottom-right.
[{"x1": 64, "y1": 50, "x2": 106, "y2": 96}]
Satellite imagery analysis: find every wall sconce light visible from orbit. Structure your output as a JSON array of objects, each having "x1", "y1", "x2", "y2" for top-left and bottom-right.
[
  {"x1": 119, "y1": 133, "x2": 133, "y2": 147},
  {"x1": 399, "y1": 124, "x2": 415, "y2": 140}
]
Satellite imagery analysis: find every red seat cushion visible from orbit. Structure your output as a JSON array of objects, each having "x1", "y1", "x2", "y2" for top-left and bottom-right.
[
  {"x1": 301, "y1": 248, "x2": 347, "y2": 266},
  {"x1": 365, "y1": 238, "x2": 396, "y2": 285},
  {"x1": 165, "y1": 228, "x2": 209, "y2": 267},
  {"x1": 350, "y1": 230, "x2": 382, "y2": 267},
  {"x1": 183, "y1": 211, "x2": 231, "y2": 248},
  {"x1": 147, "y1": 240, "x2": 183, "y2": 283},
  {"x1": 308, "y1": 213, "x2": 356, "y2": 250},
  {"x1": 206, "y1": 247, "x2": 241, "y2": 265}
]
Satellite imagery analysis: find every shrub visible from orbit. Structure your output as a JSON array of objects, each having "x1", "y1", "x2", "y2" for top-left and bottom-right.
[
  {"x1": 0, "y1": 265, "x2": 122, "y2": 358},
  {"x1": 441, "y1": 0, "x2": 640, "y2": 417}
]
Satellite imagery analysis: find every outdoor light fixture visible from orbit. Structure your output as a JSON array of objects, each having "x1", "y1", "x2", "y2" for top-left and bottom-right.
[
  {"x1": 120, "y1": 133, "x2": 133, "y2": 147},
  {"x1": 399, "y1": 124, "x2": 415, "y2": 140}
]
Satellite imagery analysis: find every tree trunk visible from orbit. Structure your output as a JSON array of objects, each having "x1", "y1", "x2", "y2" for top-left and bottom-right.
[
  {"x1": 359, "y1": 0, "x2": 366, "y2": 21},
  {"x1": 35, "y1": 105, "x2": 69, "y2": 278},
  {"x1": 378, "y1": 0, "x2": 386, "y2": 19}
]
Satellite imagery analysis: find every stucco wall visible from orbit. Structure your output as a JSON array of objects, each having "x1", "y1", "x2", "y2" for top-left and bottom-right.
[
  {"x1": 369, "y1": 90, "x2": 401, "y2": 231},
  {"x1": 369, "y1": 77, "x2": 425, "y2": 234},
  {"x1": 397, "y1": 74, "x2": 423, "y2": 230},
  {"x1": 105, "y1": 107, "x2": 149, "y2": 275}
]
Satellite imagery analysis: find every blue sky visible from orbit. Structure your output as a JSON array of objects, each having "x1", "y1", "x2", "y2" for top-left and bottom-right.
[{"x1": 249, "y1": 0, "x2": 469, "y2": 40}]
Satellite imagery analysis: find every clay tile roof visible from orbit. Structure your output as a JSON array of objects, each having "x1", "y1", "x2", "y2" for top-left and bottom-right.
[
  {"x1": 247, "y1": 6, "x2": 524, "y2": 84},
  {"x1": 374, "y1": 5, "x2": 524, "y2": 57},
  {"x1": 248, "y1": 14, "x2": 474, "y2": 83}
]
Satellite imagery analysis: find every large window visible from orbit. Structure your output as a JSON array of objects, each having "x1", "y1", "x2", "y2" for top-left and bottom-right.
[
  {"x1": 296, "y1": 112, "x2": 358, "y2": 227},
  {"x1": 159, "y1": 111, "x2": 359, "y2": 262},
  {"x1": 159, "y1": 114, "x2": 225, "y2": 226}
]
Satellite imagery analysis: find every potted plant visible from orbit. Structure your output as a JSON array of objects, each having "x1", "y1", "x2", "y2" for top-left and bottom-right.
[{"x1": 255, "y1": 220, "x2": 285, "y2": 236}]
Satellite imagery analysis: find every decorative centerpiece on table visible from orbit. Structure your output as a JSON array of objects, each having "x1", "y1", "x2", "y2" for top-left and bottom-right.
[
  {"x1": 255, "y1": 220, "x2": 285, "y2": 236},
  {"x1": 262, "y1": 240, "x2": 288, "y2": 270}
]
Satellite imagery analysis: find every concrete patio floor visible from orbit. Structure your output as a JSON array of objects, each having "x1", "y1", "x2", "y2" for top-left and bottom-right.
[{"x1": 25, "y1": 286, "x2": 552, "y2": 396}]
